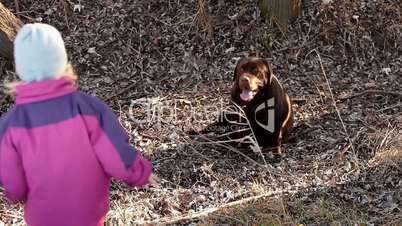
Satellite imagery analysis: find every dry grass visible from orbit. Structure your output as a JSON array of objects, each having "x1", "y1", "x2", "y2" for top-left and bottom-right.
[
  {"x1": 205, "y1": 197, "x2": 296, "y2": 226},
  {"x1": 371, "y1": 128, "x2": 402, "y2": 167},
  {"x1": 195, "y1": 0, "x2": 213, "y2": 40},
  {"x1": 193, "y1": 193, "x2": 369, "y2": 226},
  {"x1": 1, "y1": 0, "x2": 402, "y2": 225},
  {"x1": 258, "y1": 0, "x2": 302, "y2": 30}
]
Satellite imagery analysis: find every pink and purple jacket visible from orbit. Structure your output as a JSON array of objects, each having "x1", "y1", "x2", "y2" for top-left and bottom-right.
[{"x1": 0, "y1": 77, "x2": 152, "y2": 226}]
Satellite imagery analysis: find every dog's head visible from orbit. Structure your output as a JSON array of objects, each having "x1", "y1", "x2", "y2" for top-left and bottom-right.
[{"x1": 231, "y1": 57, "x2": 272, "y2": 104}]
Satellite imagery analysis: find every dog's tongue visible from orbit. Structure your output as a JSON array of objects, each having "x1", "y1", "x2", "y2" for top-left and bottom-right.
[{"x1": 240, "y1": 90, "x2": 254, "y2": 102}]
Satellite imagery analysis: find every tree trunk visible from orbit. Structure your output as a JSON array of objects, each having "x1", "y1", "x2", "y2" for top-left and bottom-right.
[
  {"x1": 258, "y1": 0, "x2": 302, "y2": 30},
  {"x1": 0, "y1": 2, "x2": 22, "y2": 60}
]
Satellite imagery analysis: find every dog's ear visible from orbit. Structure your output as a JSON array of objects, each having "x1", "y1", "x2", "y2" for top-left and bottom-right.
[
  {"x1": 257, "y1": 58, "x2": 273, "y2": 85},
  {"x1": 233, "y1": 57, "x2": 248, "y2": 81}
]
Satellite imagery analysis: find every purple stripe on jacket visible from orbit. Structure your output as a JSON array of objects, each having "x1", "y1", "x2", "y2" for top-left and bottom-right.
[{"x1": 0, "y1": 77, "x2": 152, "y2": 226}]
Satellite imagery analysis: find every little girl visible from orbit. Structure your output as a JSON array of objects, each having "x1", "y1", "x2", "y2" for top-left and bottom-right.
[{"x1": 0, "y1": 23, "x2": 157, "y2": 226}]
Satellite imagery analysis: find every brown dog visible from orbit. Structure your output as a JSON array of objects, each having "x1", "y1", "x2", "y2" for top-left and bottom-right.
[
  {"x1": 229, "y1": 57, "x2": 293, "y2": 154},
  {"x1": 191, "y1": 57, "x2": 293, "y2": 155}
]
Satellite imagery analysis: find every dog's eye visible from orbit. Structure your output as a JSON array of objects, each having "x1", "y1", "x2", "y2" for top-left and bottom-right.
[
  {"x1": 244, "y1": 66, "x2": 257, "y2": 74},
  {"x1": 251, "y1": 67, "x2": 257, "y2": 74}
]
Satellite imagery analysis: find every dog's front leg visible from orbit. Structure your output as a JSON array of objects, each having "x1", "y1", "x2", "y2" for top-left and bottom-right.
[{"x1": 273, "y1": 129, "x2": 284, "y2": 156}]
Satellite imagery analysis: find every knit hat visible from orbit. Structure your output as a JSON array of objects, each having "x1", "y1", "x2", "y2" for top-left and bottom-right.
[{"x1": 14, "y1": 23, "x2": 68, "y2": 83}]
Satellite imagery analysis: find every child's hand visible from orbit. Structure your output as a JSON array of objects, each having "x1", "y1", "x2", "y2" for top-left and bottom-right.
[
  {"x1": 148, "y1": 174, "x2": 161, "y2": 187},
  {"x1": 138, "y1": 174, "x2": 160, "y2": 190}
]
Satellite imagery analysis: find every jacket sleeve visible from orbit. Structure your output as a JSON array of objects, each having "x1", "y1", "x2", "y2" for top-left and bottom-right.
[
  {"x1": 0, "y1": 127, "x2": 28, "y2": 204},
  {"x1": 82, "y1": 96, "x2": 152, "y2": 187}
]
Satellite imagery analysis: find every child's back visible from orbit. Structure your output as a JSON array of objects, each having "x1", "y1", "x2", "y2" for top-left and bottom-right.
[{"x1": 0, "y1": 24, "x2": 152, "y2": 226}]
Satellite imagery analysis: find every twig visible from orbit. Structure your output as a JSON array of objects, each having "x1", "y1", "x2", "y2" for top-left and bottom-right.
[
  {"x1": 14, "y1": 0, "x2": 20, "y2": 16},
  {"x1": 0, "y1": 212, "x2": 24, "y2": 219},
  {"x1": 291, "y1": 97, "x2": 308, "y2": 104},
  {"x1": 210, "y1": 213, "x2": 246, "y2": 225},
  {"x1": 315, "y1": 50, "x2": 356, "y2": 155},
  {"x1": 188, "y1": 134, "x2": 266, "y2": 168},
  {"x1": 60, "y1": 0, "x2": 71, "y2": 30},
  {"x1": 141, "y1": 193, "x2": 277, "y2": 225},
  {"x1": 339, "y1": 90, "x2": 402, "y2": 101},
  {"x1": 215, "y1": 128, "x2": 251, "y2": 139},
  {"x1": 104, "y1": 83, "x2": 137, "y2": 101},
  {"x1": 191, "y1": 134, "x2": 251, "y2": 145},
  {"x1": 255, "y1": 0, "x2": 260, "y2": 57},
  {"x1": 231, "y1": 102, "x2": 269, "y2": 166},
  {"x1": 313, "y1": 80, "x2": 325, "y2": 105},
  {"x1": 185, "y1": 133, "x2": 292, "y2": 180},
  {"x1": 140, "y1": 132, "x2": 162, "y2": 141},
  {"x1": 139, "y1": 187, "x2": 302, "y2": 226},
  {"x1": 377, "y1": 127, "x2": 396, "y2": 153},
  {"x1": 380, "y1": 102, "x2": 402, "y2": 112},
  {"x1": 188, "y1": 145, "x2": 213, "y2": 162},
  {"x1": 160, "y1": 178, "x2": 182, "y2": 188},
  {"x1": 15, "y1": 13, "x2": 35, "y2": 22},
  {"x1": 189, "y1": 108, "x2": 270, "y2": 166}
]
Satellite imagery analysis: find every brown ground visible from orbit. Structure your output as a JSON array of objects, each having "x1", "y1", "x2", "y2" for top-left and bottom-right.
[{"x1": 0, "y1": 0, "x2": 401, "y2": 225}]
